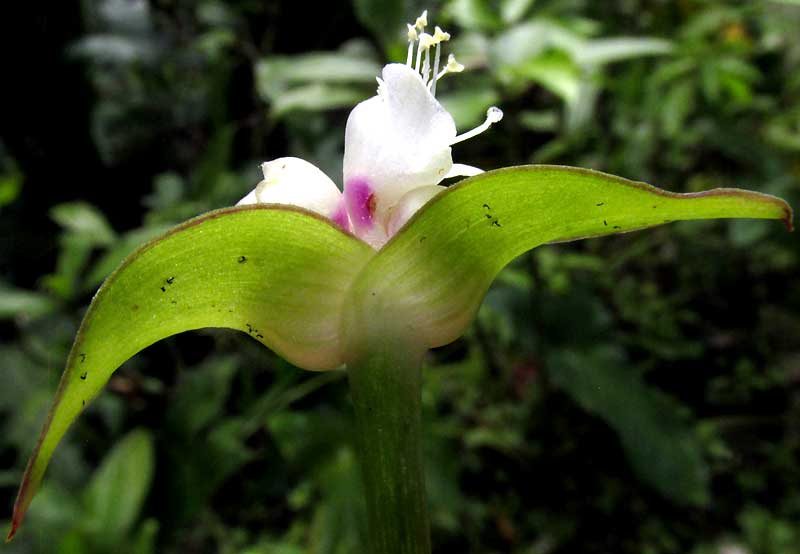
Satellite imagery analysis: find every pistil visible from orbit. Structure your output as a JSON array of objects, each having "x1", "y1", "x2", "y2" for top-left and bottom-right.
[
  {"x1": 451, "y1": 107, "x2": 504, "y2": 145},
  {"x1": 429, "y1": 26, "x2": 450, "y2": 96}
]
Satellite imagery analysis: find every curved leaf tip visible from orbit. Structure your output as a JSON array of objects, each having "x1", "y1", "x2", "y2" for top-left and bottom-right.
[
  {"x1": 6, "y1": 503, "x2": 22, "y2": 542},
  {"x1": 353, "y1": 165, "x2": 793, "y2": 351},
  {"x1": 6, "y1": 205, "x2": 373, "y2": 542}
]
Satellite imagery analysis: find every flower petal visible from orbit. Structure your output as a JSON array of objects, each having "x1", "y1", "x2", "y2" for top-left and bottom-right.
[
  {"x1": 237, "y1": 189, "x2": 259, "y2": 205},
  {"x1": 343, "y1": 63, "x2": 457, "y2": 228},
  {"x1": 238, "y1": 157, "x2": 349, "y2": 230}
]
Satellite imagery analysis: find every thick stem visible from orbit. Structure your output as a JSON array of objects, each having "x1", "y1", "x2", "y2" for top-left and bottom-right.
[{"x1": 347, "y1": 337, "x2": 431, "y2": 554}]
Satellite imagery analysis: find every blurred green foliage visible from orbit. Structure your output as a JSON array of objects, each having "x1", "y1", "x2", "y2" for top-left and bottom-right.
[{"x1": 2, "y1": 0, "x2": 799, "y2": 553}]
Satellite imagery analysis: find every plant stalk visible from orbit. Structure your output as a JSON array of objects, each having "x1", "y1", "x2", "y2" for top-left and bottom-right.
[{"x1": 347, "y1": 337, "x2": 431, "y2": 554}]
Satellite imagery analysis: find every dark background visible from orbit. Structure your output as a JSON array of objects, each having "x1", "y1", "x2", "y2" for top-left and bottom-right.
[{"x1": 1, "y1": 1, "x2": 799, "y2": 553}]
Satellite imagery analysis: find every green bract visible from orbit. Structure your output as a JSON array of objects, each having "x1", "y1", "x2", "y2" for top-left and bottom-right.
[{"x1": 7, "y1": 164, "x2": 792, "y2": 542}]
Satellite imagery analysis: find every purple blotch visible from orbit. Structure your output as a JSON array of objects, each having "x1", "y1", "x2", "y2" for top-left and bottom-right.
[
  {"x1": 344, "y1": 177, "x2": 376, "y2": 232},
  {"x1": 331, "y1": 200, "x2": 351, "y2": 231}
]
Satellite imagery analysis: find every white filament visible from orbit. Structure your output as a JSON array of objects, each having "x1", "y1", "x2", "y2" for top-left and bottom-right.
[{"x1": 430, "y1": 42, "x2": 442, "y2": 95}]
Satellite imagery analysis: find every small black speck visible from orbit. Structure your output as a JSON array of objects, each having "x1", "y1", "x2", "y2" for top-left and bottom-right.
[
  {"x1": 483, "y1": 203, "x2": 491, "y2": 210},
  {"x1": 79, "y1": 353, "x2": 86, "y2": 363},
  {"x1": 160, "y1": 286, "x2": 166, "y2": 292},
  {"x1": 238, "y1": 255, "x2": 247, "y2": 264},
  {"x1": 82, "y1": 400, "x2": 85, "y2": 407},
  {"x1": 80, "y1": 371, "x2": 87, "y2": 380},
  {"x1": 171, "y1": 300, "x2": 177, "y2": 305},
  {"x1": 652, "y1": 205, "x2": 657, "y2": 209},
  {"x1": 596, "y1": 202, "x2": 604, "y2": 206},
  {"x1": 603, "y1": 220, "x2": 608, "y2": 226},
  {"x1": 419, "y1": 236, "x2": 427, "y2": 243},
  {"x1": 491, "y1": 220, "x2": 502, "y2": 227},
  {"x1": 166, "y1": 276, "x2": 175, "y2": 285},
  {"x1": 485, "y1": 214, "x2": 493, "y2": 219},
  {"x1": 256, "y1": 333, "x2": 264, "y2": 339},
  {"x1": 613, "y1": 225, "x2": 621, "y2": 229},
  {"x1": 228, "y1": 309, "x2": 233, "y2": 313},
  {"x1": 371, "y1": 292, "x2": 376, "y2": 296}
]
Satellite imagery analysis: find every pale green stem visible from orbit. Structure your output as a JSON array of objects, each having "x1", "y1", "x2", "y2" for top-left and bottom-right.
[{"x1": 347, "y1": 336, "x2": 431, "y2": 554}]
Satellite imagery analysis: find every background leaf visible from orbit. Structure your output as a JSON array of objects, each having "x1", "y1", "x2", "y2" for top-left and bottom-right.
[
  {"x1": 548, "y1": 346, "x2": 709, "y2": 505},
  {"x1": 82, "y1": 429, "x2": 155, "y2": 548}
]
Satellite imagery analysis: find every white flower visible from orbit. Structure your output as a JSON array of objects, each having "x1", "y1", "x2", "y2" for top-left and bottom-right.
[{"x1": 238, "y1": 11, "x2": 503, "y2": 249}]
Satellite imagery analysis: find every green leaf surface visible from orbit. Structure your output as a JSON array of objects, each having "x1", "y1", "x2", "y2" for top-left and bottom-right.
[
  {"x1": 270, "y1": 84, "x2": 370, "y2": 117},
  {"x1": 0, "y1": 286, "x2": 56, "y2": 320},
  {"x1": 548, "y1": 346, "x2": 709, "y2": 505},
  {"x1": 352, "y1": 0, "x2": 402, "y2": 39},
  {"x1": 573, "y1": 37, "x2": 674, "y2": 67},
  {"x1": 7, "y1": 206, "x2": 373, "y2": 541},
  {"x1": 165, "y1": 356, "x2": 238, "y2": 436},
  {"x1": 256, "y1": 53, "x2": 381, "y2": 87},
  {"x1": 50, "y1": 202, "x2": 117, "y2": 246},
  {"x1": 85, "y1": 223, "x2": 176, "y2": 289},
  {"x1": 511, "y1": 52, "x2": 581, "y2": 104},
  {"x1": 352, "y1": 0, "x2": 426, "y2": 42},
  {"x1": 447, "y1": 0, "x2": 503, "y2": 31},
  {"x1": 500, "y1": 0, "x2": 536, "y2": 24},
  {"x1": 82, "y1": 429, "x2": 154, "y2": 547},
  {"x1": 349, "y1": 165, "x2": 792, "y2": 351},
  {"x1": 0, "y1": 172, "x2": 22, "y2": 208},
  {"x1": 254, "y1": 47, "x2": 379, "y2": 117}
]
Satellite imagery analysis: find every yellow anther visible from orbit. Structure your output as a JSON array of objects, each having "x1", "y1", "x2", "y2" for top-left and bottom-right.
[
  {"x1": 407, "y1": 24, "x2": 418, "y2": 42},
  {"x1": 419, "y1": 32, "x2": 435, "y2": 50},
  {"x1": 433, "y1": 26, "x2": 450, "y2": 43},
  {"x1": 446, "y1": 54, "x2": 464, "y2": 73},
  {"x1": 414, "y1": 10, "x2": 428, "y2": 31}
]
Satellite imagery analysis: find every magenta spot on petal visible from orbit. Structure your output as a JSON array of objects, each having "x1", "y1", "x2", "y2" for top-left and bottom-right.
[
  {"x1": 344, "y1": 177, "x2": 376, "y2": 231},
  {"x1": 331, "y1": 200, "x2": 351, "y2": 231}
]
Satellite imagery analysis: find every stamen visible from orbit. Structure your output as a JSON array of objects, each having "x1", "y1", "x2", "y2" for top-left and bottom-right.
[
  {"x1": 430, "y1": 42, "x2": 442, "y2": 95},
  {"x1": 406, "y1": 24, "x2": 417, "y2": 66},
  {"x1": 450, "y1": 107, "x2": 504, "y2": 145},
  {"x1": 428, "y1": 26, "x2": 450, "y2": 96},
  {"x1": 416, "y1": 32, "x2": 434, "y2": 76},
  {"x1": 414, "y1": 10, "x2": 428, "y2": 32},
  {"x1": 435, "y1": 54, "x2": 464, "y2": 81},
  {"x1": 432, "y1": 26, "x2": 450, "y2": 43}
]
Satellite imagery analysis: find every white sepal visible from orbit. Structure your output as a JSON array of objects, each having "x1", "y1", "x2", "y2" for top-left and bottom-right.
[{"x1": 237, "y1": 157, "x2": 345, "y2": 222}]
